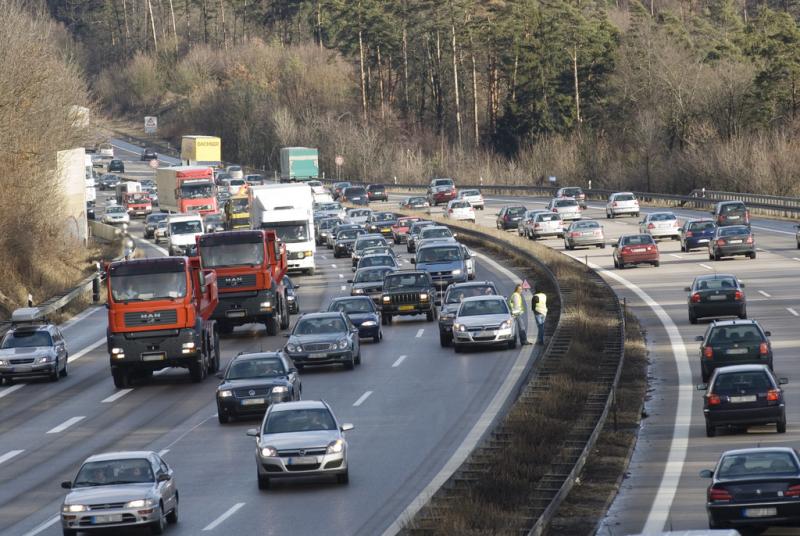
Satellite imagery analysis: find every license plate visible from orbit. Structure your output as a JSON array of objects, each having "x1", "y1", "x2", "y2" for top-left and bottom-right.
[
  {"x1": 729, "y1": 239, "x2": 743, "y2": 244},
  {"x1": 698, "y1": 239, "x2": 709, "y2": 243},
  {"x1": 708, "y1": 295, "x2": 727, "y2": 301},
  {"x1": 381, "y1": 228, "x2": 390, "y2": 232},
  {"x1": 310, "y1": 353, "x2": 329, "y2": 359},
  {"x1": 744, "y1": 507, "x2": 776, "y2": 518},
  {"x1": 633, "y1": 248, "x2": 646, "y2": 253},
  {"x1": 141, "y1": 352, "x2": 165, "y2": 361},
  {"x1": 226, "y1": 310, "x2": 246, "y2": 318},
  {"x1": 399, "y1": 305, "x2": 414, "y2": 311},
  {"x1": 287, "y1": 456, "x2": 317, "y2": 465},
  {"x1": 241, "y1": 398, "x2": 265, "y2": 406},
  {"x1": 730, "y1": 395, "x2": 756, "y2": 403},
  {"x1": 92, "y1": 514, "x2": 123, "y2": 524},
  {"x1": 582, "y1": 232, "x2": 593, "y2": 236},
  {"x1": 727, "y1": 348, "x2": 749, "y2": 354},
  {"x1": 729, "y1": 215, "x2": 740, "y2": 220}
]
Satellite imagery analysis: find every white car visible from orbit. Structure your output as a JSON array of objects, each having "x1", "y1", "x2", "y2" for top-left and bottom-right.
[
  {"x1": 225, "y1": 178, "x2": 246, "y2": 196},
  {"x1": 524, "y1": 211, "x2": 563, "y2": 240},
  {"x1": 457, "y1": 189, "x2": 484, "y2": 210},
  {"x1": 452, "y1": 296, "x2": 517, "y2": 351},
  {"x1": 546, "y1": 198, "x2": 582, "y2": 221},
  {"x1": 445, "y1": 200, "x2": 476, "y2": 223},
  {"x1": 226, "y1": 165, "x2": 244, "y2": 180},
  {"x1": 308, "y1": 180, "x2": 326, "y2": 195},
  {"x1": 639, "y1": 211, "x2": 680, "y2": 240},
  {"x1": 167, "y1": 214, "x2": 204, "y2": 256},
  {"x1": 345, "y1": 208, "x2": 372, "y2": 225},
  {"x1": 518, "y1": 210, "x2": 543, "y2": 236},
  {"x1": 98, "y1": 143, "x2": 114, "y2": 158},
  {"x1": 102, "y1": 205, "x2": 130, "y2": 225},
  {"x1": 606, "y1": 192, "x2": 640, "y2": 218}
]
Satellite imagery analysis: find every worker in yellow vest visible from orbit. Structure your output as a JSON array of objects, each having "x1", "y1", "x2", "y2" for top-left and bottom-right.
[
  {"x1": 507, "y1": 284, "x2": 532, "y2": 346},
  {"x1": 532, "y1": 286, "x2": 548, "y2": 344}
]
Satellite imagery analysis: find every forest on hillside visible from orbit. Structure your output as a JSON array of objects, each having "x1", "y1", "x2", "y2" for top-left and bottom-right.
[{"x1": 50, "y1": 0, "x2": 800, "y2": 193}]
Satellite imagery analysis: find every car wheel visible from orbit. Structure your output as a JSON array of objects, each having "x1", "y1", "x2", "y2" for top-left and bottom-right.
[
  {"x1": 778, "y1": 415, "x2": 787, "y2": 434},
  {"x1": 60, "y1": 357, "x2": 69, "y2": 377},
  {"x1": 653, "y1": 261, "x2": 660, "y2": 267},
  {"x1": 680, "y1": 243, "x2": 685, "y2": 252},
  {"x1": 344, "y1": 357, "x2": 355, "y2": 370},
  {"x1": 337, "y1": 470, "x2": 349, "y2": 484},
  {"x1": 354, "y1": 348, "x2": 361, "y2": 365},
  {"x1": 618, "y1": 261, "x2": 625, "y2": 269},
  {"x1": 606, "y1": 212, "x2": 611, "y2": 219},
  {"x1": 739, "y1": 306, "x2": 747, "y2": 319},
  {"x1": 166, "y1": 498, "x2": 178, "y2": 524},
  {"x1": 384, "y1": 314, "x2": 392, "y2": 325},
  {"x1": 713, "y1": 251, "x2": 721, "y2": 261},
  {"x1": 217, "y1": 411, "x2": 231, "y2": 424},
  {"x1": 701, "y1": 368, "x2": 710, "y2": 383},
  {"x1": 797, "y1": 241, "x2": 800, "y2": 250},
  {"x1": 749, "y1": 251, "x2": 757, "y2": 259},
  {"x1": 426, "y1": 310, "x2": 435, "y2": 322},
  {"x1": 453, "y1": 343, "x2": 463, "y2": 353},
  {"x1": 149, "y1": 503, "x2": 166, "y2": 534},
  {"x1": 63, "y1": 529, "x2": 78, "y2": 536},
  {"x1": 373, "y1": 331, "x2": 382, "y2": 344},
  {"x1": 439, "y1": 332, "x2": 451, "y2": 347},
  {"x1": 705, "y1": 420, "x2": 716, "y2": 438},
  {"x1": 49, "y1": 358, "x2": 60, "y2": 382},
  {"x1": 689, "y1": 310, "x2": 698, "y2": 324},
  {"x1": 507, "y1": 337, "x2": 517, "y2": 350},
  {"x1": 257, "y1": 474, "x2": 271, "y2": 490}
]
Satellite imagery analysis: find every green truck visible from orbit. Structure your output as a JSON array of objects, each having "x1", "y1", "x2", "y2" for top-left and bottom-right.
[{"x1": 279, "y1": 147, "x2": 319, "y2": 183}]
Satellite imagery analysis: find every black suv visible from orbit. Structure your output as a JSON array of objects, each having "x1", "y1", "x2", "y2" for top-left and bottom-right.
[
  {"x1": 696, "y1": 319, "x2": 773, "y2": 382},
  {"x1": 367, "y1": 184, "x2": 388, "y2": 202},
  {"x1": 712, "y1": 200, "x2": 750, "y2": 227},
  {"x1": 438, "y1": 281, "x2": 498, "y2": 346},
  {"x1": 334, "y1": 228, "x2": 366, "y2": 258},
  {"x1": 366, "y1": 212, "x2": 397, "y2": 237},
  {"x1": 381, "y1": 271, "x2": 437, "y2": 324}
]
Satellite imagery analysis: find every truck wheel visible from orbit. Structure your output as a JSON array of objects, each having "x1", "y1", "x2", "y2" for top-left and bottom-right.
[
  {"x1": 280, "y1": 298, "x2": 290, "y2": 330},
  {"x1": 305, "y1": 268, "x2": 315, "y2": 276},
  {"x1": 189, "y1": 361, "x2": 205, "y2": 383},
  {"x1": 265, "y1": 316, "x2": 279, "y2": 336},
  {"x1": 112, "y1": 368, "x2": 130, "y2": 389},
  {"x1": 209, "y1": 332, "x2": 220, "y2": 373}
]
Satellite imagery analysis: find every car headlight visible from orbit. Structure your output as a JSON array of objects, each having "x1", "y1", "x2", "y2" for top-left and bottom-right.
[
  {"x1": 452, "y1": 269, "x2": 462, "y2": 276},
  {"x1": 337, "y1": 338, "x2": 349, "y2": 349},
  {"x1": 63, "y1": 504, "x2": 87, "y2": 513},
  {"x1": 218, "y1": 390, "x2": 232, "y2": 398},
  {"x1": 327, "y1": 439, "x2": 345, "y2": 454},
  {"x1": 125, "y1": 499, "x2": 155, "y2": 509},
  {"x1": 419, "y1": 293, "x2": 429, "y2": 301},
  {"x1": 286, "y1": 344, "x2": 299, "y2": 353},
  {"x1": 361, "y1": 320, "x2": 377, "y2": 327},
  {"x1": 499, "y1": 320, "x2": 511, "y2": 330},
  {"x1": 287, "y1": 295, "x2": 296, "y2": 301},
  {"x1": 0, "y1": 360, "x2": 7, "y2": 366},
  {"x1": 353, "y1": 288, "x2": 365, "y2": 295},
  {"x1": 454, "y1": 323, "x2": 467, "y2": 332},
  {"x1": 443, "y1": 313, "x2": 456, "y2": 320},
  {"x1": 382, "y1": 296, "x2": 391, "y2": 303},
  {"x1": 36, "y1": 355, "x2": 53, "y2": 363},
  {"x1": 260, "y1": 446, "x2": 278, "y2": 457},
  {"x1": 272, "y1": 386, "x2": 289, "y2": 394}
]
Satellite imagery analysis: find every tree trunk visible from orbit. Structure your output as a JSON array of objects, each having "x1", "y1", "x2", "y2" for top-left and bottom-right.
[
  {"x1": 402, "y1": 26, "x2": 409, "y2": 117},
  {"x1": 436, "y1": 31, "x2": 444, "y2": 142},
  {"x1": 451, "y1": 23, "x2": 462, "y2": 149},
  {"x1": 358, "y1": 29, "x2": 368, "y2": 124},
  {"x1": 147, "y1": 0, "x2": 158, "y2": 52},
  {"x1": 317, "y1": 1, "x2": 323, "y2": 48},
  {"x1": 572, "y1": 45, "x2": 582, "y2": 125},
  {"x1": 471, "y1": 50, "x2": 479, "y2": 148},
  {"x1": 219, "y1": 0, "x2": 227, "y2": 50},
  {"x1": 168, "y1": 0, "x2": 178, "y2": 52},
  {"x1": 122, "y1": 0, "x2": 130, "y2": 49},
  {"x1": 377, "y1": 45, "x2": 386, "y2": 122}
]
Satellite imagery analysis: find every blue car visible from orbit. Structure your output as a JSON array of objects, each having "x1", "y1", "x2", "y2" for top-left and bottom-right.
[
  {"x1": 679, "y1": 218, "x2": 716, "y2": 252},
  {"x1": 327, "y1": 296, "x2": 383, "y2": 343},
  {"x1": 411, "y1": 241, "x2": 469, "y2": 296}
]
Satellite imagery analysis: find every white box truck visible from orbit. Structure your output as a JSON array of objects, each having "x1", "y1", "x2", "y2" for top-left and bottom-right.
[{"x1": 249, "y1": 184, "x2": 316, "y2": 275}]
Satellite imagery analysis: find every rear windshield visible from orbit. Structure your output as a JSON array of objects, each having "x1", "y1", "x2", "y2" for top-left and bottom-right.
[
  {"x1": 689, "y1": 221, "x2": 715, "y2": 231},
  {"x1": 651, "y1": 213, "x2": 676, "y2": 221},
  {"x1": 354, "y1": 268, "x2": 393, "y2": 283},
  {"x1": 433, "y1": 179, "x2": 454, "y2": 187},
  {"x1": 620, "y1": 235, "x2": 654, "y2": 246},
  {"x1": 360, "y1": 255, "x2": 394, "y2": 267},
  {"x1": 719, "y1": 226, "x2": 750, "y2": 236},
  {"x1": 536, "y1": 213, "x2": 561, "y2": 222},
  {"x1": 344, "y1": 187, "x2": 366, "y2": 196},
  {"x1": 721, "y1": 203, "x2": 747, "y2": 214},
  {"x1": 694, "y1": 277, "x2": 737, "y2": 290},
  {"x1": 446, "y1": 285, "x2": 496, "y2": 303},
  {"x1": 708, "y1": 326, "x2": 764, "y2": 344},
  {"x1": 373, "y1": 213, "x2": 395, "y2": 221},
  {"x1": 450, "y1": 202, "x2": 469, "y2": 209},
  {"x1": 421, "y1": 228, "x2": 453, "y2": 239},
  {"x1": 713, "y1": 371, "x2": 772, "y2": 395},
  {"x1": 459, "y1": 299, "x2": 509, "y2": 317},
  {"x1": 717, "y1": 451, "x2": 798, "y2": 478},
  {"x1": 507, "y1": 207, "x2": 526, "y2": 216},
  {"x1": 461, "y1": 190, "x2": 480, "y2": 197},
  {"x1": 409, "y1": 197, "x2": 427, "y2": 204},
  {"x1": 556, "y1": 199, "x2": 578, "y2": 207},
  {"x1": 614, "y1": 194, "x2": 636, "y2": 202},
  {"x1": 572, "y1": 221, "x2": 600, "y2": 229},
  {"x1": 562, "y1": 188, "x2": 582, "y2": 196}
]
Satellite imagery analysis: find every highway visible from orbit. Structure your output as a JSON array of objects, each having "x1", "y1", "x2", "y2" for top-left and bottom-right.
[{"x1": 0, "y1": 143, "x2": 539, "y2": 536}]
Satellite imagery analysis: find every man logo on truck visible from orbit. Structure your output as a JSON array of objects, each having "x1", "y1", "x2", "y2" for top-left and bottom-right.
[
  {"x1": 224, "y1": 276, "x2": 244, "y2": 287},
  {"x1": 140, "y1": 312, "x2": 162, "y2": 323}
]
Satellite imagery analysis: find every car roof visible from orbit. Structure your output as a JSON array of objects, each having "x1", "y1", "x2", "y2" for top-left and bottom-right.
[
  {"x1": 611, "y1": 191, "x2": 635, "y2": 196},
  {"x1": 449, "y1": 281, "x2": 496, "y2": 289},
  {"x1": 713, "y1": 364, "x2": 772, "y2": 374},
  {"x1": 720, "y1": 446, "x2": 796, "y2": 457},
  {"x1": 330, "y1": 295, "x2": 372, "y2": 303},
  {"x1": 695, "y1": 273, "x2": 736, "y2": 281},
  {"x1": 708, "y1": 319, "x2": 759, "y2": 327},
  {"x1": 231, "y1": 351, "x2": 284, "y2": 362},
  {"x1": 270, "y1": 400, "x2": 329, "y2": 412},
  {"x1": 461, "y1": 295, "x2": 505, "y2": 303},
  {"x1": 687, "y1": 218, "x2": 715, "y2": 223},
  {"x1": 84, "y1": 451, "x2": 157, "y2": 463},
  {"x1": 299, "y1": 312, "x2": 345, "y2": 320}
]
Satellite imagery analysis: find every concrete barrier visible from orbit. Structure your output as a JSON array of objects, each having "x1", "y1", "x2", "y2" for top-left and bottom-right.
[{"x1": 89, "y1": 220, "x2": 123, "y2": 241}]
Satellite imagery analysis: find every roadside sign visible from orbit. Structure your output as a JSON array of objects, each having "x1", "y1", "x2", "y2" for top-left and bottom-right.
[
  {"x1": 521, "y1": 279, "x2": 531, "y2": 291},
  {"x1": 548, "y1": 176, "x2": 557, "y2": 183},
  {"x1": 335, "y1": 155, "x2": 344, "y2": 166},
  {"x1": 144, "y1": 116, "x2": 157, "y2": 134},
  {"x1": 148, "y1": 158, "x2": 159, "y2": 169}
]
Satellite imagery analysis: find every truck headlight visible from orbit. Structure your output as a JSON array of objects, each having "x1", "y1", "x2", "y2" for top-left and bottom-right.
[
  {"x1": 452, "y1": 269, "x2": 462, "y2": 276},
  {"x1": 326, "y1": 439, "x2": 344, "y2": 454},
  {"x1": 304, "y1": 251, "x2": 313, "y2": 257},
  {"x1": 419, "y1": 293, "x2": 429, "y2": 301},
  {"x1": 382, "y1": 296, "x2": 391, "y2": 303},
  {"x1": 260, "y1": 301, "x2": 273, "y2": 311},
  {"x1": 271, "y1": 386, "x2": 288, "y2": 394},
  {"x1": 182, "y1": 342, "x2": 196, "y2": 354},
  {"x1": 63, "y1": 504, "x2": 87, "y2": 513},
  {"x1": 218, "y1": 390, "x2": 232, "y2": 398},
  {"x1": 287, "y1": 295, "x2": 296, "y2": 301},
  {"x1": 111, "y1": 347, "x2": 125, "y2": 359},
  {"x1": 260, "y1": 446, "x2": 278, "y2": 458}
]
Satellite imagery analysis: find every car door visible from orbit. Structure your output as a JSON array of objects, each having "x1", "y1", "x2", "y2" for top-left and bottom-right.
[
  {"x1": 462, "y1": 245, "x2": 475, "y2": 277},
  {"x1": 153, "y1": 455, "x2": 177, "y2": 512},
  {"x1": 55, "y1": 330, "x2": 67, "y2": 361},
  {"x1": 346, "y1": 315, "x2": 360, "y2": 353}
]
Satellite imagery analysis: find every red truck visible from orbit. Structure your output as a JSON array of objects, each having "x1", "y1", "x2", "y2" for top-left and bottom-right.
[
  {"x1": 156, "y1": 166, "x2": 218, "y2": 214},
  {"x1": 123, "y1": 192, "x2": 152, "y2": 217},
  {"x1": 196, "y1": 230, "x2": 290, "y2": 336},
  {"x1": 105, "y1": 256, "x2": 220, "y2": 388}
]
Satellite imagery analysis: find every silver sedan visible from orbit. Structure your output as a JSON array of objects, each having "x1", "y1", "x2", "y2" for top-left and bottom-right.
[
  {"x1": 248, "y1": 400, "x2": 354, "y2": 488},
  {"x1": 452, "y1": 296, "x2": 517, "y2": 352},
  {"x1": 61, "y1": 451, "x2": 178, "y2": 535},
  {"x1": 564, "y1": 219, "x2": 606, "y2": 249}
]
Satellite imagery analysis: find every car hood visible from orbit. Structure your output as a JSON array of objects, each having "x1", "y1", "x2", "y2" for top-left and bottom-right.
[
  {"x1": 260, "y1": 430, "x2": 340, "y2": 450},
  {"x1": 64, "y1": 483, "x2": 155, "y2": 505},
  {"x1": 335, "y1": 239, "x2": 357, "y2": 246},
  {"x1": 171, "y1": 233, "x2": 201, "y2": 246},
  {"x1": 345, "y1": 312, "x2": 379, "y2": 325},
  {"x1": 0, "y1": 346, "x2": 53, "y2": 358},
  {"x1": 289, "y1": 334, "x2": 343, "y2": 345},
  {"x1": 218, "y1": 377, "x2": 290, "y2": 391},
  {"x1": 440, "y1": 303, "x2": 460, "y2": 315},
  {"x1": 455, "y1": 313, "x2": 511, "y2": 327}
]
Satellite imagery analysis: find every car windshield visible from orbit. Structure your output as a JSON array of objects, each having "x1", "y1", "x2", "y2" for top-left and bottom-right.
[
  {"x1": 651, "y1": 213, "x2": 676, "y2": 221},
  {"x1": 111, "y1": 272, "x2": 187, "y2": 302},
  {"x1": 355, "y1": 238, "x2": 385, "y2": 250},
  {"x1": 384, "y1": 273, "x2": 429, "y2": 290},
  {"x1": 719, "y1": 226, "x2": 749, "y2": 236},
  {"x1": 374, "y1": 213, "x2": 395, "y2": 222},
  {"x1": 459, "y1": 299, "x2": 508, "y2": 317},
  {"x1": 536, "y1": 213, "x2": 560, "y2": 222},
  {"x1": 338, "y1": 230, "x2": 362, "y2": 240},
  {"x1": 294, "y1": 317, "x2": 347, "y2": 335},
  {"x1": 201, "y1": 243, "x2": 263, "y2": 268},
  {"x1": 555, "y1": 200, "x2": 577, "y2": 208},
  {"x1": 204, "y1": 215, "x2": 222, "y2": 224},
  {"x1": 261, "y1": 222, "x2": 309, "y2": 243},
  {"x1": 320, "y1": 203, "x2": 341, "y2": 211},
  {"x1": 107, "y1": 206, "x2": 126, "y2": 214},
  {"x1": 446, "y1": 286, "x2": 496, "y2": 303},
  {"x1": 229, "y1": 198, "x2": 248, "y2": 213},
  {"x1": 330, "y1": 299, "x2": 374, "y2": 314},
  {"x1": 717, "y1": 451, "x2": 798, "y2": 478},
  {"x1": 127, "y1": 193, "x2": 149, "y2": 203},
  {"x1": 689, "y1": 221, "x2": 715, "y2": 231},
  {"x1": 349, "y1": 210, "x2": 370, "y2": 217},
  {"x1": 695, "y1": 277, "x2": 737, "y2": 290},
  {"x1": 418, "y1": 246, "x2": 461, "y2": 263},
  {"x1": 320, "y1": 219, "x2": 340, "y2": 229},
  {"x1": 1, "y1": 330, "x2": 52, "y2": 348},
  {"x1": 226, "y1": 357, "x2": 286, "y2": 379},
  {"x1": 180, "y1": 183, "x2": 213, "y2": 199},
  {"x1": 74, "y1": 459, "x2": 154, "y2": 487},
  {"x1": 614, "y1": 194, "x2": 636, "y2": 202},
  {"x1": 354, "y1": 268, "x2": 392, "y2": 283},
  {"x1": 397, "y1": 218, "x2": 419, "y2": 226},
  {"x1": 335, "y1": 182, "x2": 351, "y2": 190},
  {"x1": 563, "y1": 188, "x2": 582, "y2": 196},
  {"x1": 411, "y1": 224, "x2": 433, "y2": 234},
  {"x1": 170, "y1": 221, "x2": 202, "y2": 235},
  {"x1": 360, "y1": 256, "x2": 393, "y2": 268},
  {"x1": 363, "y1": 247, "x2": 391, "y2": 256},
  {"x1": 708, "y1": 325, "x2": 764, "y2": 344},
  {"x1": 713, "y1": 371, "x2": 772, "y2": 395},
  {"x1": 620, "y1": 235, "x2": 654, "y2": 246},
  {"x1": 263, "y1": 408, "x2": 337, "y2": 434},
  {"x1": 421, "y1": 228, "x2": 452, "y2": 240}
]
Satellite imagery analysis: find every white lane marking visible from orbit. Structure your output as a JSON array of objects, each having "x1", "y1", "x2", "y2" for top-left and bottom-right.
[
  {"x1": 0, "y1": 449, "x2": 24, "y2": 466},
  {"x1": 202, "y1": 502, "x2": 246, "y2": 531},
  {"x1": 60, "y1": 306, "x2": 100, "y2": 329},
  {"x1": 392, "y1": 355, "x2": 407, "y2": 368},
  {"x1": 669, "y1": 253, "x2": 683, "y2": 259},
  {"x1": 756, "y1": 247, "x2": 766, "y2": 252},
  {"x1": 158, "y1": 449, "x2": 170, "y2": 457},
  {"x1": 0, "y1": 384, "x2": 25, "y2": 399},
  {"x1": 331, "y1": 263, "x2": 337, "y2": 268},
  {"x1": 699, "y1": 263, "x2": 714, "y2": 270},
  {"x1": 352, "y1": 391, "x2": 373, "y2": 407},
  {"x1": 46, "y1": 416, "x2": 86, "y2": 434},
  {"x1": 135, "y1": 237, "x2": 169, "y2": 256},
  {"x1": 20, "y1": 515, "x2": 60, "y2": 536},
  {"x1": 793, "y1": 257, "x2": 800, "y2": 262},
  {"x1": 415, "y1": 329, "x2": 424, "y2": 338},
  {"x1": 751, "y1": 225, "x2": 795, "y2": 236},
  {"x1": 68, "y1": 337, "x2": 106, "y2": 363},
  {"x1": 341, "y1": 285, "x2": 347, "y2": 291},
  {"x1": 102, "y1": 388, "x2": 134, "y2": 403},
  {"x1": 161, "y1": 413, "x2": 218, "y2": 452},
  {"x1": 321, "y1": 255, "x2": 327, "y2": 260},
  {"x1": 787, "y1": 308, "x2": 799, "y2": 317},
  {"x1": 338, "y1": 274, "x2": 344, "y2": 279},
  {"x1": 758, "y1": 290, "x2": 772, "y2": 298}
]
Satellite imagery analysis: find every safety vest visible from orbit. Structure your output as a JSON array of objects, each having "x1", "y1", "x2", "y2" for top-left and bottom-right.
[
  {"x1": 508, "y1": 291, "x2": 525, "y2": 316},
  {"x1": 533, "y1": 292, "x2": 548, "y2": 316}
]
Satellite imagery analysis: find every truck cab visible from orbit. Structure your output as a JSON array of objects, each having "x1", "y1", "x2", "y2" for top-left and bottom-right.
[
  {"x1": 223, "y1": 195, "x2": 250, "y2": 230},
  {"x1": 105, "y1": 257, "x2": 220, "y2": 388},
  {"x1": 167, "y1": 213, "x2": 204, "y2": 257},
  {"x1": 123, "y1": 192, "x2": 153, "y2": 217},
  {"x1": 115, "y1": 181, "x2": 142, "y2": 205}
]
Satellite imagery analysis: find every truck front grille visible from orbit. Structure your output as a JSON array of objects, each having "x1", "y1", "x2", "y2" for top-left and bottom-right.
[
  {"x1": 124, "y1": 309, "x2": 178, "y2": 327},
  {"x1": 218, "y1": 274, "x2": 257, "y2": 289},
  {"x1": 391, "y1": 292, "x2": 420, "y2": 305}
]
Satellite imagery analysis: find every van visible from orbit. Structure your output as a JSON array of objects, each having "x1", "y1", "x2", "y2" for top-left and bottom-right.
[{"x1": 712, "y1": 201, "x2": 749, "y2": 227}]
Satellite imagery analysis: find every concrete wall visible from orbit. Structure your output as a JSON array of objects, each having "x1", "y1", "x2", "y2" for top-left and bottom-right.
[{"x1": 57, "y1": 148, "x2": 89, "y2": 246}]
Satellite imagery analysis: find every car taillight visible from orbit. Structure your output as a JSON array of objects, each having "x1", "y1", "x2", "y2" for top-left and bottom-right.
[
  {"x1": 504, "y1": 214, "x2": 510, "y2": 220},
  {"x1": 612, "y1": 202, "x2": 618, "y2": 207},
  {"x1": 648, "y1": 223, "x2": 655, "y2": 229},
  {"x1": 708, "y1": 487, "x2": 732, "y2": 502},
  {"x1": 745, "y1": 211, "x2": 750, "y2": 223},
  {"x1": 717, "y1": 239, "x2": 726, "y2": 246},
  {"x1": 760, "y1": 342, "x2": 769, "y2": 355},
  {"x1": 685, "y1": 231, "x2": 694, "y2": 237},
  {"x1": 707, "y1": 393, "x2": 721, "y2": 406},
  {"x1": 571, "y1": 232, "x2": 580, "y2": 237},
  {"x1": 703, "y1": 346, "x2": 713, "y2": 359},
  {"x1": 448, "y1": 209, "x2": 453, "y2": 213},
  {"x1": 767, "y1": 389, "x2": 780, "y2": 402},
  {"x1": 534, "y1": 224, "x2": 541, "y2": 229},
  {"x1": 720, "y1": 215, "x2": 726, "y2": 221},
  {"x1": 552, "y1": 208, "x2": 558, "y2": 213},
  {"x1": 786, "y1": 484, "x2": 800, "y2": 497},
  {"x1": 646, "y1": 245, "x2": 655, "y2": 252},
  {"x1": 621, "y1": 246, "x2": 631, "y2": 254},
  {"x1": 691, "y1": 293, "x2": 701, "y2": 303},
  {"x1": 746, "y1": 235, "x2": 753, "y2": 244},
  {"x1": 734, "y1": 290, "x2": 743, "y2": 300}
]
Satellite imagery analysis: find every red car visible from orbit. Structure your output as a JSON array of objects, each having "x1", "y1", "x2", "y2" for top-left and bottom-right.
[
  {"x1": 391, "y1": 216, "x2": 422, "y2": 244},
  {"x1": 426, "y1": 178, "x2": 457, "y2": 206},
  {"x1": 613, "y1": 234, "x2": 660, "y2": 269}
]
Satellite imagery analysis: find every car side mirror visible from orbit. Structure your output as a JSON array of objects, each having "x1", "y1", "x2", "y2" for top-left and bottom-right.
[
  {"x1": 611, "y1": 240, "x2": 618, "y2": 247},
  {"x1": 61, "y1": 481, "x2": 72, "y2": 489},
  {"x1": 215, "y1": 372, "x2": 224, "y2": 379},
  {"x1": 246, "y1": 428, "x2": 260, "y2": 437},
  {"x1": 157, "y1": 473, "x2": 171, "y2": 482},
  {"x1": 289, "y1": 367, "x2": 298, "y2": 374},
  {"x1": 738, "y1": 281, "x2": 745, "y2": 288},
  {"x1": 293, "y1": 285, "x2": 300, "y2": 290},
  {"x1": 283, "y1": 334, "x2": 291, "y2": 338},
  {"x1": 699, "y1": 469, "x2": 714, "y2": 478},
  {"x1": 341, "y1": 423, "x2": 354, "y2": 432},
  {"x1": 684, "y1": 287, "x2": 691, "y2": 292},
  {"x1": 695, "y1": 335, "x2": 704, "y2": 342},
  {"x1": 765, "y1": 331, "x2": 772, "y2": 337},
  {"x1": 347, "y1": 279, "x2": 353, "y2": 284},
  {"x1": 696, "y1": 383, "x2": 708, "y2": 391},
  {"x1": 410, "y1": 258, "x2": 416, "y2": 264},
  {"x1": 779, "y1": 377, "x2": 789, "y2": 385}
]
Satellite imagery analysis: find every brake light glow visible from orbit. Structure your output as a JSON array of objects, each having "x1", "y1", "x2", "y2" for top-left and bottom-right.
[
  {"x1": 571, "y1": 232, "x2": 580, "y2": 237},
  {"x1": 703, "y1": 346, "x2": 713, "y2": 359},
  {"x1": 734, "y1": 290, "x2": 743, "y2": 300},
  {"x1": 707, "y1": 393, "x2": 721, "y2": 406},
  {"x1": 717, "y1": 239, "x2": 726, "y2": 246},
  {"x1": 691, "y1": 293, "x2": 701, "y2": 303},
  {"x1": 552, "y1": 208, "x2": 558, "y2": 213},
  {"x1": 534, "y1": 224, "x2": 541, "y2": 229},
  {"x1": 648, "y1": 223, "x2": 655, "y2": 229},
  {"x1": 612, "y1": 202, "x2": 618, "y2": 207},
  {"x1": 686, "y1": 231, "x2": 694, "y2": 237},
  {"x1": 786, "y1": 484, "x2": 800, "y2": 497},
  {"x1": 760, "y1": 342, "x2": 769, "y2": 355},
  {"x1": 767, "y1": 389, "x2": 780, "y2": 402},
  {"x1": 709, "y1": 487, "x2": 732, "y2": 502},
  {"x1": 746, "y1": 235, "x2": 753, "y2": 244}
]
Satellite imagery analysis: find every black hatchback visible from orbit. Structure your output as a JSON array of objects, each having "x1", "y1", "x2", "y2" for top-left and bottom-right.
[
  {"x1": 342, "y1": 186, "x2": 369, "y2": 206},
  {"x1": 367, "y1": 184, "x2": 388, "y2": 202},
  {"x1": 686, "y1": 274, "x2": 746, "y2": 324},
  {"x1": 496, "y1": 206, "x2": 527, "y2": 230},
  {"x1": 107, "y1": 159, "x2": 125, "y2": 173},
  {"x1": 709, "y1": 225, "x2": 756, "y2": 260},
  {"x1": 697, "y1": 320, "x2": 773, "y2": 382},
  {"x1": 698, "y1": 364, "x2": 787, "y2": 437},
  {"x1": 712, "y1": 200, "x2": 750, "y2": 227}
]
